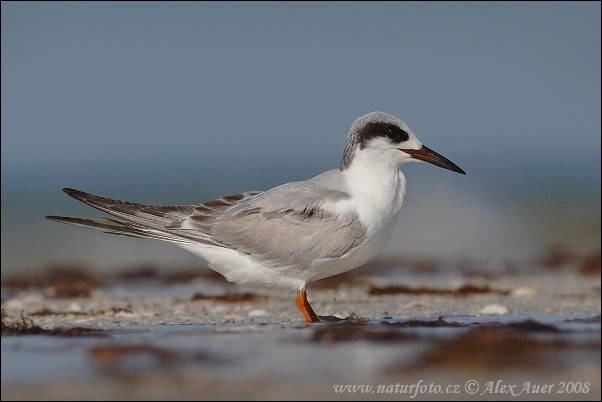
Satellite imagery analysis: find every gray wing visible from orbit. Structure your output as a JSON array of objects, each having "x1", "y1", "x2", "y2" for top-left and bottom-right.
[
  {"x1": 48, "y1": 174, "x2": 367, "y2": 268},
  {"x1": 46, "y1": 188, "x2": 261, "y2": 246},
  {"x1": 175, "y1": 179, "x2": 367, "y2": 267}
]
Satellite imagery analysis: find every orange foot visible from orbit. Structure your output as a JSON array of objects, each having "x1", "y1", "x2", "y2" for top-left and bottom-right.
[{"x1": 296, "y1": 289, "x2": 321, "y2": 323}]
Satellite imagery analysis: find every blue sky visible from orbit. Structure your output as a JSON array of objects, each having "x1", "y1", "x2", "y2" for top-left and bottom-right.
[{"x1": 2, "y1": 2, "x2": 600, "y2": 271}]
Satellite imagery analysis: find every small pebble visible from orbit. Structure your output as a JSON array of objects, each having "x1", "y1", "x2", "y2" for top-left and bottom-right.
[
  {"x1": 479, "y1": 303, "x2": 509, "y2": 315},
  {"x1": 510, "y1": 287, "x2": 536, "y2": 298},
  {"x1": 247, "y1": 309, "x2": 268, "y2": 317}
]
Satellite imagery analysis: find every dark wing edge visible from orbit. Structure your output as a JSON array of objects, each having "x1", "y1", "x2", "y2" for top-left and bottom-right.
[
  {"x1": 46, "y1": 188, "x2": 262, "y2": 246},
  {"x1": 45, "y1": 215, "x2": 195, "y2": 243}
]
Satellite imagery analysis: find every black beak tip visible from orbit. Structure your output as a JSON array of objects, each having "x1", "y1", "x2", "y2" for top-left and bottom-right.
[
  {"x1": 453, "y1": 166, "x2": 466, "y2": 175},
  {"x1": 406, "y1": 145, "x2": 466, "y2": 175}
]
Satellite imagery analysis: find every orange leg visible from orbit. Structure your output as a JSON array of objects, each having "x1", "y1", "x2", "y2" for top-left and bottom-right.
[{"x1": 296, "y1": 289, "x2": 320, "y2": 323}]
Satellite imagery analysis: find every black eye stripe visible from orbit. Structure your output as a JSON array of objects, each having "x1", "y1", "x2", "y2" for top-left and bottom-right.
[
  {"x1": 358, "y1": 122, "x2": 409, "y2": 148},
  {"x1": 386, "y1": 128, "x2": 400, "y2": 140}
]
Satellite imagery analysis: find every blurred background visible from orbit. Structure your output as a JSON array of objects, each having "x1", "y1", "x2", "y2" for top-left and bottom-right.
[{"x1": 2, "y1": 2, "x2": 600, "y2": 276}]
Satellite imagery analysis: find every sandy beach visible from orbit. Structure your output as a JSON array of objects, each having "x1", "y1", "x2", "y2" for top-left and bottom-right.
[{"x1": 2, "y1": 250, "x2": 600, "y2": 400}]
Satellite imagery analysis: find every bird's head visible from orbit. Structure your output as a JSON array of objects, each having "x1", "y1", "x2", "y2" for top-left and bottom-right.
[{"x1": 340, "y1": 111, "x2": 465, "y2": 175}]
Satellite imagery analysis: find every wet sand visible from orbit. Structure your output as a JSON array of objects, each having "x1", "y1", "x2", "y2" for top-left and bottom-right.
[{"x1": 2, "y1": 250, "x2": 600, "y2": 400}]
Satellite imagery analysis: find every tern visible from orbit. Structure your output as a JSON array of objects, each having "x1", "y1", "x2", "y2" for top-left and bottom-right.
[{"x1": 47, "y1": 112, "x2": 465, "y2": 323}]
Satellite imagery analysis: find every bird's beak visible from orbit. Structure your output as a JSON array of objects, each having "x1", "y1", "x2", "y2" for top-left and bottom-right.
[{"x1": 401, "y1": 145, "x2": 466, "y2": 174}]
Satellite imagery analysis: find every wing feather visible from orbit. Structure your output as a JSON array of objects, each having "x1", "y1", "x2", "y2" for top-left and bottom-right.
[
  {"x1": 48, "y1": 172, "x2": 366, "y2": 269},
  {"x1": 179, "y1": 180, "x2": 367, "y2": 267}
]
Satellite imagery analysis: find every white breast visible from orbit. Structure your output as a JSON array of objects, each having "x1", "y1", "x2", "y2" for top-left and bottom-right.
[{"x1": 328, "y1": 144, "x2": 407, "y2": 238}]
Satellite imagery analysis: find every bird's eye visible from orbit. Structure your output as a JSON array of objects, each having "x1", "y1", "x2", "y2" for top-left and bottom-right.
[{"x1": 386, "y1": 128, "x2": 399, "y2": 141}]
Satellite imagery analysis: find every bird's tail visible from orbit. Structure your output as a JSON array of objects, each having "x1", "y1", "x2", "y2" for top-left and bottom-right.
[{"x1": 46, "y1": 188, "x2": 217, "y2": 245}]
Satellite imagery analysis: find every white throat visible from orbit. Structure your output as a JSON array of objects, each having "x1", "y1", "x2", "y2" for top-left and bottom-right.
[{"x1": 335, "y1": 145, "x2": 406, "y2": 237}]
